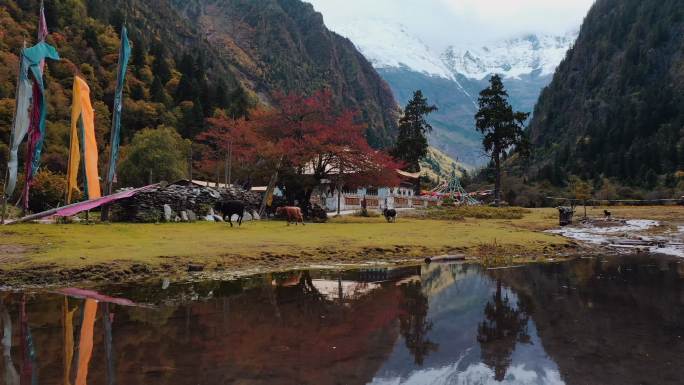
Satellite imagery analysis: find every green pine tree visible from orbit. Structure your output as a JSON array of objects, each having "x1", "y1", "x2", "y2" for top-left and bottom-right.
[
  {"x1": 392, "y1": 90, "x2": 437, "y2": 172},
  {"x1": 151, "y1": 43, "x2": 172, "y2": 84},
  {"x1": 150, "y1": 76, "x2": 167, "y2": 104},
  {"x1": 227, "y1": 85, "x2": 251, "y2": 119},
  {"x1": 475, "y1": 75, "x2": 529, "y2": 205}
]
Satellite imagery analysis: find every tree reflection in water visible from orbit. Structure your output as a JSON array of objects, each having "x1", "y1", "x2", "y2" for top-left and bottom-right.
[
  {"x1": 398, "y1": 281, "x2": 438, "y2": 366},
  {"x1": 0, "y1": 297, "x2": 20, "y2": 385},
  {"x1": 477, "y1": 279, "x2": 531, "y2": 381}
]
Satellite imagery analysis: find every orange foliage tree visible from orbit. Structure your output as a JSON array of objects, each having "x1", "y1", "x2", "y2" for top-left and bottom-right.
[
  {"x1": 198, "y1": 90, "x2": 401, "y2": 212},
  {"x1": 197, "y1": 113, "x2": 259, "y2": 185}
]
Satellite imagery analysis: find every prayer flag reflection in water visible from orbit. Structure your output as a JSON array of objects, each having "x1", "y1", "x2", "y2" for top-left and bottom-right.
[{"x1": 0, "y1": 254, "x2": 683, "y2": 385}]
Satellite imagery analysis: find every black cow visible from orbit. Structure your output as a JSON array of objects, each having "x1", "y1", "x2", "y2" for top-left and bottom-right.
[
  {"x1": 215, "y1": 200, "x2": 246, "y2": 227},
  {"x1": 383, "y1": 208, "x2": 397, "y2": 223}
]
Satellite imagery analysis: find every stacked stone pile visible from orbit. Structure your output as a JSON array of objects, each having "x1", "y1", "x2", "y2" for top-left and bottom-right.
[
  {"x1": 218, "y1": 185, "x2": 261, "y2": 208},
  {"x1": 110, "y1": 182, "x2": 261, "y2": 223}
]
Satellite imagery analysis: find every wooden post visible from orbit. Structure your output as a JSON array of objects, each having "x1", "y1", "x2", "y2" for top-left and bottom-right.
[
  {"x1": 227, "y1": 140, "x2": 232, "y2": 186},
  {"x1": 1, "y1": 167, "x2": 8, "y2": 224},
  {"x1": 336, "y1": 185, "x2": 341, "y2": 216},
  {"x1": 0, "y1": 195, "x2": 7, "y2": 225},
  {"x1": 187, "y1": 142, "x2": 193, "y2": 182},
  {"x1": 259, "y1": 156, "x2": 283, "y2": 217},
  {"x1": 101, "y1": 183, "x2": 111, "y2": 221},
  {"x1": 215, "y1": 162, "x2": 220, "y2": 188},
  {"x1": 336, "y1": 158, "x2": 343, "y2": 216},
  {"x1": 101, "y1": 158, "x2": 114, "y2": 221}
]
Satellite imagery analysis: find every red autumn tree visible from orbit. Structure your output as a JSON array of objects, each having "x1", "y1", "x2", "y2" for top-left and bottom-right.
[
  {"x1": 257, "y1": 91, "x2": 402, "y2": 205},
  {"x1": 305, "y1": 109, "x2": 402, "y2": 188},
  {"x1": 199, "y1": 89, "x2": 402, "y2": 213},
  {"x1": 197, "y1": 112, "x2": 259, "y2": 185}
]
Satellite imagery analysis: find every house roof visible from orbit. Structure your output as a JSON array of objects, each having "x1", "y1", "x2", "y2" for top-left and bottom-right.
[{"x1": 395, "y1": 169, "x2": 421, "y2": 179}]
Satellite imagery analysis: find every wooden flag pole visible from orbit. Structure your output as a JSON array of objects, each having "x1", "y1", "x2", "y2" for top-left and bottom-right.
[
  {"x1": 1, "y1": 168, "x2": 9, "y2": 224},
  {"x1": 101, "y1": 156, "x2": 113, "y2": 221}
]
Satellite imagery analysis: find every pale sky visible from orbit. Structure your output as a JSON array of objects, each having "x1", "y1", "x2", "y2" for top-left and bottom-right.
[{"x1": 306, "y1": 0, "x2": 595, "y2": 49}]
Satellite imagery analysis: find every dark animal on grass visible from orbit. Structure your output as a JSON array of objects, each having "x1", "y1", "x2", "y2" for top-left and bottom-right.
[
  {"x1": 215, "y1": 200, "x2": 246, "y2": 227},
  {"x1": 604, "y1": 210, "x2": 612, "y2": 219},
  {"x1": 276, "y1": 206, "x2": 305, "y2": 226},
  {"x1": 383, "y1": 208, "x2": 397, "y2": 223}
]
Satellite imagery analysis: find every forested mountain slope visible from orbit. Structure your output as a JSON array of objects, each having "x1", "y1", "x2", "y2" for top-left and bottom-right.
[
  {"x1": 527, "y1": 0, "x2": 684, "y2": 187},
  {"x1": 0, "y1": 0, "x2": 399, "y2": 181},
  {"x1": 170, "y1": 0, "x2": 399, "y2": 147}
]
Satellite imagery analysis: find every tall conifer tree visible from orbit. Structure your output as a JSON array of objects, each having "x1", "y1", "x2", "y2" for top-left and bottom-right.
[
  {"x1": 475, "y1": 75, "x2": 529, "y2": 205},
  {"x1": 393, "y1": 90, "x2": 437, "y2": 172}
]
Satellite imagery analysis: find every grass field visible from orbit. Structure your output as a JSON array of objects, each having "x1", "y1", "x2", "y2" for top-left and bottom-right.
[
  {"x1": 0, "y1": 208, "x2": 572, "y2": 286},
  {"x1": 2, "y1": 205, "x2": 680, "y2": 286}
]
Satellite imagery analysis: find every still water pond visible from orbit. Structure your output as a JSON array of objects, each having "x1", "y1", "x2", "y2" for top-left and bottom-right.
[{"x1": 1, "y1": 255, "x2": 683, "y2": 385}]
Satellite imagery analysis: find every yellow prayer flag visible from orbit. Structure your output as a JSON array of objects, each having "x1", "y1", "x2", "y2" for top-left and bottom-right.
[{"x1": 66, "y1": 76, "x2": 101, "y2": 203}]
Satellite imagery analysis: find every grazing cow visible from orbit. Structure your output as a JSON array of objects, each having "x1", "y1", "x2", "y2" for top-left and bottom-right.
[
  {"x1": 276, "y1": 206, "x2": 305, "y2": 226},
  {"x1": 383, "y1": 208, "x2": 397, "y2": 223},
  {"x1": 604, "y1": 209, "x2": 612, "y2": 219},
  {"x1": 215, "y1": 200, "x2": 246, "y2": 227}
]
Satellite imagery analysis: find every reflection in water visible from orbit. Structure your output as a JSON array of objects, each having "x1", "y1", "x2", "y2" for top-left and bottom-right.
[
  {"x1": 20, "y1": 295, "x2": 37, "y2": 385},
  {"x1": 0, "y1": 256, "x2": 682, "y2": 385},
  {"x1": 102, "y1": 303, "x2": 115, "y2": 385},
  {"x1": 62, "y1": 298, "x2": 76, "y2": 385},
  {"x1": 492, "y1": 255, "x2": 684, "y2": 385},
  {"x1": 1, "y1": 298, "x2": 19, "y2": 385},
  {"x1": 75, "y1": 299, "x2": 97, "y2": 385},
  {"x1": 477, "y1": 280, "x2": 531, "y2": 381},
  {"x1": 398, "y1": 281, "x2": 438, "y2": 365}
]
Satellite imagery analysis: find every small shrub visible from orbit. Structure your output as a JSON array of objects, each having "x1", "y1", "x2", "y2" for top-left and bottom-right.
[
  {"x1": 353, "y1": 209, "x2": 380, "y2": 218},
  {"x1": 28, "y1": 170, "x2": 68, "y2": 213},
  {"x1": 476, "y1": 240, "x2": 515, "y2": 268}
]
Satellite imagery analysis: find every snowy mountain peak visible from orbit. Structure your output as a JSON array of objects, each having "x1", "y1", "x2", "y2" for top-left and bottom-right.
[
  {"x1": 332, "y1": 18, "x2": 455, "y2": 80},
  {"x1": 444, "y1": 30, "x2": 579, "y2": 80},
  {"x1": 330, "y1": 18, "x2": 578, "y2": 81}
]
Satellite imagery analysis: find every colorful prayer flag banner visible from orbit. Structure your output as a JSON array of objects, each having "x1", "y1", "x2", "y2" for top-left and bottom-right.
[
  {"x1": 66, "y1": 77, "x2": 101, "y2": 204},
  {"x1": 19, "y1": 42, "x2": 60, "y2": 209},
  {"x1": 106, "y1": 26, "x2": 131, "y2": 190},
  {"x1": 4, "y1": 50, "x2": 32, "y2": 200},
  {"x1": 4, "y1": 42, "x2": 59, "y2": 203}
]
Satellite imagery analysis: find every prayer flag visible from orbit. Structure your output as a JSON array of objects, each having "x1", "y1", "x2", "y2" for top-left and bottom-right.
[
  {"x1": 4, "y1": 42, "x2": 58, "y2": 205},
  {"x1": 66, "y1": 77, "x2": 101, "y2": 204},
  {"x1": 18, "y1": 42, "x2": 59, "y2": 209},
  {"x1": 105, "y1": 26, "x2": 131, "y2": 191}
]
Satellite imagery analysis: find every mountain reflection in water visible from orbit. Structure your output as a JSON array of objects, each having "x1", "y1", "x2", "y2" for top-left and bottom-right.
[{"x1": 0, "y1": 255, "x2": 683, "y2": 385}]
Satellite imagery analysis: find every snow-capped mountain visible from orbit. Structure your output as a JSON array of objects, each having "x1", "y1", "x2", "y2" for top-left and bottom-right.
[
  {"x1": 442, "y1": 32, "x2": 578, "y2": 80},
  {"x1": 336, "y1": 18, "x2": 577, "y2": 82},
  {"x1": 330, "y1": 18, "x2": 579, "y2": 166},
  {"x1": 334, "y1": 19, "x2": 455, "y2": 80}
]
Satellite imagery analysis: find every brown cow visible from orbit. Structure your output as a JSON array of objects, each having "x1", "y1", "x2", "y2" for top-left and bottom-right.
[{"x1": 276, "y1": 206, "x2": 305, "y2": 226}]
